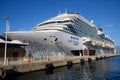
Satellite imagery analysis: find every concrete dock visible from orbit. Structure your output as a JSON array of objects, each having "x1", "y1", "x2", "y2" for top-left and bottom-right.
[{"x1": 0, "y1": 54, "x2": 120, "y2": 78}]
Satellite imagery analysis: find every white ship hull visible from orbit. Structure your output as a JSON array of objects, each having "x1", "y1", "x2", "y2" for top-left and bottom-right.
[{"x1": 7, "y1": 30, "x2": 86, "y2": 55}]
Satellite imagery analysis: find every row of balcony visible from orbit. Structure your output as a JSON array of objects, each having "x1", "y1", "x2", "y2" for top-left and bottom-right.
[
  {"x1": 82, "y1": 37, "x2": 114, "y2": 49},
  {"x1": 91, "y1": 41, "x2": 114, "y2": 49}
]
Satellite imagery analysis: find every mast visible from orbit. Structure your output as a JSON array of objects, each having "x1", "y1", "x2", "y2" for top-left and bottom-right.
[
  {"x1": 65, "y1": 8, "x2": 68, "y2": 14},
  {"x1": 4, "y1": 16, "x2": 10, "y2": 65}
]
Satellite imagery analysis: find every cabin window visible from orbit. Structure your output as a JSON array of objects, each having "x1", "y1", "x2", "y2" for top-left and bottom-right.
[{"x1": 13, "y1": 52, "x2": 18, "y2": 61}]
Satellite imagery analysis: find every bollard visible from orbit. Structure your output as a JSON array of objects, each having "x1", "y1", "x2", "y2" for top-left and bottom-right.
[
  {"x1": 47, "y1": 58, "x2": 51, "y2": 63},
  {"x1": 27, "y1": 59, "x2": 31, "y2": 64}
]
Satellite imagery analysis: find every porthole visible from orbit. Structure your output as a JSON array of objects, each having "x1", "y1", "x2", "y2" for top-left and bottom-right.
[{"x1": 44, "y1": 38, "x2": 47, "y2": 41}]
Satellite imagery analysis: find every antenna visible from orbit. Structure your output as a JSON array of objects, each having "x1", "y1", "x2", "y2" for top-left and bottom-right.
[
  {"x1": 65, "y1": 8, "x2": 68, "y2": 14},
  {"x1": 5, "y1": 16, "x2": 10, "y2": 32},
  {"x1": 58, "y1": 10, "x2": 61, "y2": 15}
]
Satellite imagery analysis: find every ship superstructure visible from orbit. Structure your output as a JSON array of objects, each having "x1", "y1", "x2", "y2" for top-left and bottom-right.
[{"x1": 7, "y1": 12, "x2": 115, "y2": 58}]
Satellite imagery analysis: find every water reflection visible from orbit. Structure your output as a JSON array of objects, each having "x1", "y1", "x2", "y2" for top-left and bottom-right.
[{"x1": 1, "y1": 56, "x2": 120, "y2": 80}]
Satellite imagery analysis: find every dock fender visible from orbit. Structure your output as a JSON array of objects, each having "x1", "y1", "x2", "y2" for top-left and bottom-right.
[
  {"x1": 104, "y1": 56, "x2": 106, "y2": 59},
  {"x1": 46, "y1": 63, "x2": 54, "y2": 70},
  {"x1": 80, "y1": 59, "x2": 85, "y2": 64},
  {"x1": 67, "y1": 61, "x2": 73, "y2": 67},
  {"x1": 0, "y1": 68, "x2": 6, "y2": 78},
  {"x1": 88, "y1": 58, "x2": 92, "y2": 63},
  {"x1": 13, "y1": 66, "x2": 18, "y2": 72},
  {"x1": 95, "y1": 57, "x2": 99, "y2": 60},
  {"x1": 100, "y1": 57, "x2": 103, "y2": 59}
]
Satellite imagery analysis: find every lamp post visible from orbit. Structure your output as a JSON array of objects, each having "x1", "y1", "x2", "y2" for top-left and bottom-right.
[{"x1": 4, "y1": 16, "x2": 9, "y2": 65}]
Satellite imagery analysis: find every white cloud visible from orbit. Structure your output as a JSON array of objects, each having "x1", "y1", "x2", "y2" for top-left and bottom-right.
[
  {"x1": 104, "y1": 24, "x2": 113, "y2": 27},
  {"x1": 100, "y1": 24, "x2": 114, "y2": 35},
  {"x1": 18, "y1": 28, "x2": 26, "y2": 31},
  {"x1": 100, "y1": 24, "x2": 113, "y2": 28}
]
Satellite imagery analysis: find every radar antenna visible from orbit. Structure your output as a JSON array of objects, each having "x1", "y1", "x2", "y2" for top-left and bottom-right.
[
  {"x1": 65, "y1": 8, "x2": 68, "y2": 14},
  {"x1": 58, "y1": 10, "x2": 61, "y2": 15}
]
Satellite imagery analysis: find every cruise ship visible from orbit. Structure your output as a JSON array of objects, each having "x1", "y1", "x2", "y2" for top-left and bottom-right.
[{"x1": 6, "y1": 12, "x2": 115, "y2": 58}]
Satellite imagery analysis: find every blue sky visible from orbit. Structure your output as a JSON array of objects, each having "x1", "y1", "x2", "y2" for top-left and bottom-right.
[{"x1": 0, "y1": 0, "x2": 120, "y2": 45}]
